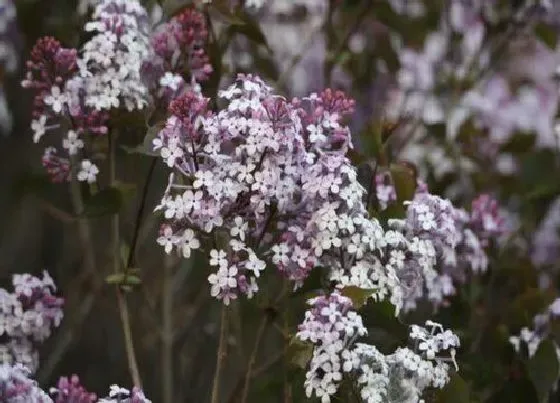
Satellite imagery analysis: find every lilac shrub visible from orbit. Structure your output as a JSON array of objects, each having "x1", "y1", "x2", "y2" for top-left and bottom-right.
[{"x1": 152, "y1": 73, "x2": 467, "y2": 399}]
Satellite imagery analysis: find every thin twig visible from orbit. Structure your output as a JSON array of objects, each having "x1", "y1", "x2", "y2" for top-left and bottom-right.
[
  {"x1": 127, "y1": 158, "x2": 157, "y2": 269},
  {"x1": 37, "y1": 159, "x2": 101, "y2": 383},
  {"x1": 109, "y1": 129, "x2": 142, "y2": 388},
  {"x1": 162, "y1": 255, "x2": 174, "y2": 403},
  {"x1": 211, "y1": 305, "x2": 229, "y2": 403},
  {"x1": 240, "y1": 316, "x2": 268, "y2": 403}
]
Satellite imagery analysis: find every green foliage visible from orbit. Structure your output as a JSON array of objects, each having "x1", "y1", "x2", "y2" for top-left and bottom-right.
[
  {"x1": 80, "y1": 183, "x2": 136, "y2": 218},
  {"x1": 527, "y1": 340, "x2": 559, "y2": 403}
]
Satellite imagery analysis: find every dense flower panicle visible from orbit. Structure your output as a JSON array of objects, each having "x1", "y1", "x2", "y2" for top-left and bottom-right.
[
  {"x1": 154, "y1": 75, "x2": 403, "y2": 306},
  {"x1": 79, "y1": 0, "x2": 151, "y2": 111},
  {"x1": 0, "y1": 364, "x2": 53, "y2": 402},
  {"x1": 50, "y1": 375, "x2": 97, "y2": 403},
  {"x1": 372, "y1": 173, "x2": 506, "y2": 310},
  {"x1": 297, "y1": 294, "x2": 460, "y2": 402},
  {"x1": 0, "y1": 271, "x2": 64, "y2": 372}
]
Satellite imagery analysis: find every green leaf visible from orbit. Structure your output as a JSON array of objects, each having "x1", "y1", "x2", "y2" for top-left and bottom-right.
[
  {"x1": 12, "y1": 172, "x2": 53, "y2": 200},
  {"x1": 123, "y1": 274, "x2": 142, "y2": 286},
  {"x1": 436, "y1": 374, "x2": 470, "y2": 403},
  {"x1": 534, "y1": 23, "x2": 558, "y2": 50},
  {"x1": 390, "y1": 162, "x2": 417, "y2": 204},
  {"x1": 340, "y1": 286, "x2": 375, "y2": 309},
  {"x1": 211, "y1": 0, "x2": 245, "y2": 25},
  {"x1": 105, "y1": 273, "x2": 126, "y2": 285},
  {"x1": 121, "y1": 124, "x2": 163, "y2": 157},
  {"x1": 527, "y1": 339, "x2": 559, "y2": 402},
  {"x1": 291, "y1": 267, "x2": 326, "y2": 299},
  {"x1": 120, "y1": 243, "x2": 130, "y2": 267},
  {"x1": 224, "y1": 10, "x2": 270, "y2": 50},
  {"x1": 80, "y1": 187, "x2": 124, "y2": 217},
  {"x1": 286, "y1": 337, "x2": 313, "y2": 369}
]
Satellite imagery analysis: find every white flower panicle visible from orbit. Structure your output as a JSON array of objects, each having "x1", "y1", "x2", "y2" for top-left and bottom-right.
[
  {"x1": 297, "y1": 294, "x2": 460, "y2": 403},
  {"x1": 79, "y1": 0, "x2": 151, "y2": 111}
]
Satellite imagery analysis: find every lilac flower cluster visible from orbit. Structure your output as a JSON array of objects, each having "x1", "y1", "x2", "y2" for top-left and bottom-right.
[
  {"x1": 296, "y1": 293, "x2": 460, "y2": 402},
  {"x1": 22, "y1": 36, "x2": 108, "y2": 183},
  {"x1": 372, "y1": 170, "x2": 506, "y2": 309},
  {"x1": 154, "y1": 76, "x2": 406, "y2": 307},
  {"x1": 145, "y1": 7, "x2": 212, "y2": 102},
  {"x1": 79, "y1": 0, "x2": 151, "y2": 111},
  {"x1": 387, "y1": 191, "x2": 506, "y2": 310},
  {"x1": 50, "y1": 375, "x2": 97, "y2": 403},
  {"x1": 0, "y1": 364, "x2": 52, "y2": 402},
  {"x1": 35, "y1": 373, "x2": 151, "y2": 403},
  {"x1": 95, "y1": 385, "x2": 150, "y2": 403},
  {"x1": 0, "y1": 271, "x2": 64, "y2": 373}
]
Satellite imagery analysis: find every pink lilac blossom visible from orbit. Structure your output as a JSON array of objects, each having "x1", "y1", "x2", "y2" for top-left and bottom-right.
[
  {"x1": 22, "y1": 37, "x2": 108, "y2": 183},
  {"x1": 50, "y1": 375, "x2": 97, "y2": 403},
  {"x1": 147, "y1": 7, "x2": 212, "y2": 84},
  {"x1": 0, "y1": 271, "x2": 64, "y2": 373}
]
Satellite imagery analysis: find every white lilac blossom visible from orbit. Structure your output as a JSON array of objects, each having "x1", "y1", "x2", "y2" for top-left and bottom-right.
[
  {"x1": 79, "y1": 0, "x2": 151, "y2": 111},
  {"x1": 297, "y1": 293, "x2": 460, "y2": 402},
  {"x1": 97, "y1": 385, "x2": 151, "y2": 403},
  {"x1": 0, "y1": 364, "x2": 52, "y2": 402},
  {"x1": 77, "y1": 159, "x2": 100, "y2": 184},
  {"x1": 0, "y1": 271, "x2": 64, "y2": 373}
]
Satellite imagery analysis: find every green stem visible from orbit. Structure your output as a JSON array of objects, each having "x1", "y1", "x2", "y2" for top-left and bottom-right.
[
  {"x1": 211, "y1": 305, "x2": 229, "y2": 403},
  {"x1": 240, "y1": 316, "x2": 268, "y2": 403}
]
